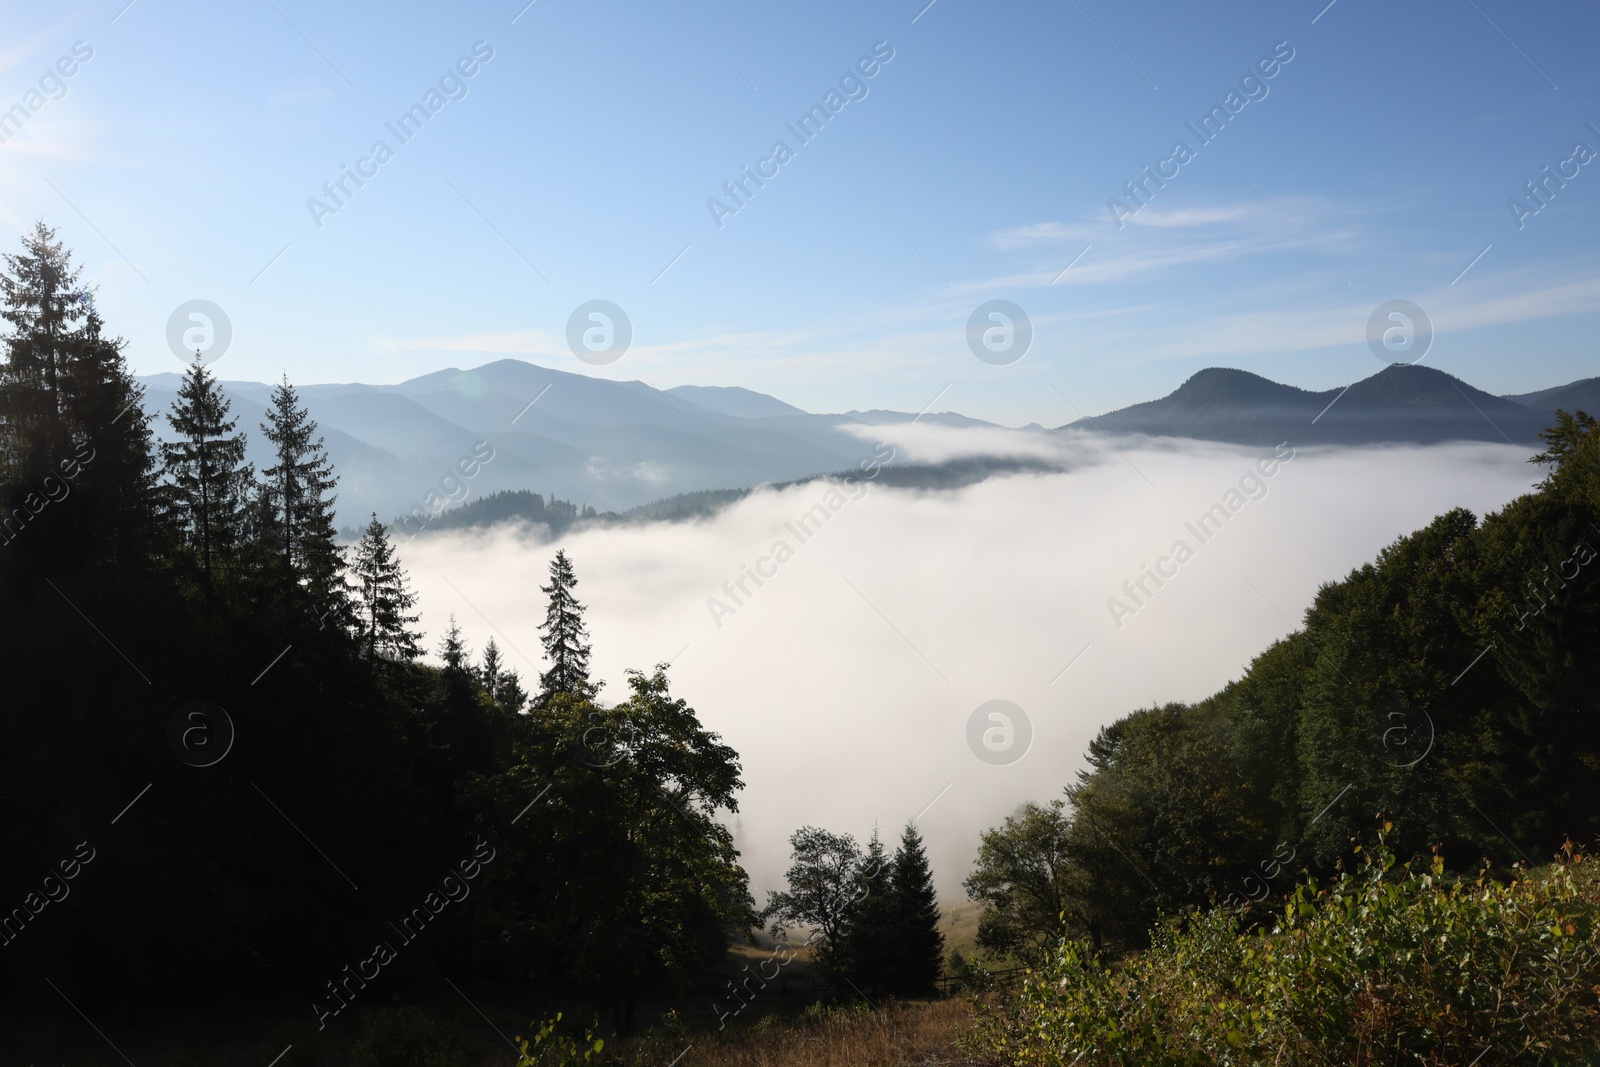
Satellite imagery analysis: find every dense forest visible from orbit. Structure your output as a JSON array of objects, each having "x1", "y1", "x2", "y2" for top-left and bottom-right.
[
  {"x1": 0, "y1": 224, "x2": 763, "y2": 1033},
  {"x1": 388, "y1": 464, "x2": 1067, "y2": 542},
  {"x1": 384, "y1": 486, "x2": 747, "y2": 541},
  {"x1": 0, "y1": 225, "x2": 958, "y2": 1065},
  {"x1": 966, "y1": 407, "x2": 1600, "y2": 957}
]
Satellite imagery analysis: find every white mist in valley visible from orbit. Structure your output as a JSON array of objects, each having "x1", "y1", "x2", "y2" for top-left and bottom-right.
[{"x1": 397, "y1": 433, "x2": 1541, "y2": 903}]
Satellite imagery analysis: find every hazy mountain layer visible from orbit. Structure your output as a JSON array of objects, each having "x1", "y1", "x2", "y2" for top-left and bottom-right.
[{"x1": 135, "y1": 359, "x2": 1592, "y2": 527}]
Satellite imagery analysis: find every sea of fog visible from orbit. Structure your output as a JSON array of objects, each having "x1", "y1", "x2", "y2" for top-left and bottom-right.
[{"x1": 397, "y1": 431, "x2": 1541, "y2": 903}]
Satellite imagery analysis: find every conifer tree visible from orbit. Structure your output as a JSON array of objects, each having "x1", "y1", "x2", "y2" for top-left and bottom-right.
[
  {"x1": 537, "y1": 549, "x2": 597, "y2": 702},
  {"x1": 435, "y1": 616, "x2": 496, "y2": 772},
  {"x1": 0, "y1": 224, "x2": 160, "y2": 566},
  {"x1": 0, "y1": 221, "x2": 78, "y2": 468},
  {"x1": 440, "y1": 616, "x2": 470, "y2": 672},
  {"x1": 63, "y1": 303, "x2": 162, "y2": 566},
  {"x1": 498, "y1": 670, "x2": 529, "y2": 715},
  {"x1": 350, "y1": 513, "x2": 421, "y2": 661},
  {"x1": 258, "y1": 376, "x2": 347, "y2": 622},
  {"x1": 162, "y1": 357, "x2": 250, "y2": 576},
  {"x1": 843, "y1": 827, "x2": 898, "y2": 995},
  {"x1": 888, "y1": 821, "x2": 944, "y2": 996},
  {"x1": 478, "y1": 637, "x2": 529, "y2": 713},
  {"x1": 480, "y1": 636, "x2": 506, "y2": 695}
]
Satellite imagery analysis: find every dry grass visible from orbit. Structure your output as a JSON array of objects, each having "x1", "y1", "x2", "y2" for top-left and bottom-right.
[
  {"x1": 628, "y1": 999, "x2": 980, "y2": 1067},
  {"x1": 938, "y1": 901, "x2": 985, "y2": 960}
]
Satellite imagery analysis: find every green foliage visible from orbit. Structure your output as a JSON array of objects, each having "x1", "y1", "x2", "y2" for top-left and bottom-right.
[
  {"x1": 516, "y1": 1012, "x2": 606, "y2": 1066},
  {"x1": 349, "y1": 1007, "x2": 469, "y2": 1067},
  {"x1": 797, "y1": 999, "x2": 872, "y2": 1027},
  {"x1": 766, "y1": 826, "x2": 863, "y2": 990},
  {"x1": 1061, "y1": 701, "x2": 1273, "y2": 951},
  {"x1": 769, "y1": 821, "x2": 945, "y2": 998},
  {"x1": 966, "y1": 832, "x2": 1600, "y2": 1065},
  {"x1": 965, "y1": 800, "x2": 1073, "y2": 959},
  {"x1": 977, "y1": 414, "x2": 1600, "y2": 951},
  {"x1": 466, "y1": 668, "x2": 755, "y2": 1027}
]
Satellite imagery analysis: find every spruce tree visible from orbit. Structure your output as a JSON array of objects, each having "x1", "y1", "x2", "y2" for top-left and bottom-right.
[
  {"x1": 888, "y1": 821, "x2": 945, "y2": 996},
  {"x1": 440, "y1": 615, "x2": 470, "y2": 673},
  {"x1": 435, "y1": 616, "x2": 496, "y2": 772},
  {"x1": 537, "y1": 549, "x2": 597, "y2": 702},
  {"x1": 350, "y1": 514, "x2": 421, "y2": 661},
  {"x1": 843, "y1": 827, "x2": 898, "y2": 996},
  {"x1": 480, "y1": 636, "x2": 506, "y2": 696},
  {"x1": 258, "y1": 376, "x2": 347, "y2": 624},
  {"x1": 478, "y1": 637, "x2": 529, "y2": 713},
  {"x1": 162, "y1": 357, "x2": 250, "y2": 577},
  {"x1": 61, "y1": 300, "x2": 162, "y2": 566},
  {"x1": 0, "y1": 221, "x2": 77, "y2": 468},
  {"x1": 0, "y1": 224, "x2": 161, "y2": 567}
]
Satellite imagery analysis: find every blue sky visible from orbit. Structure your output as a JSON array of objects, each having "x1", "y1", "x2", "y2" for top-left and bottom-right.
[{"x1": 2, "y1": 0, "x2": 1596, "y2": 425}]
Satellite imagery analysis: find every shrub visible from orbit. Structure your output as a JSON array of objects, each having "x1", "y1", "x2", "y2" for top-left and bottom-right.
[
  {"x1": 349, "y1": 1006, "x2": 469, "y2": 1067},
  {"x1": 516, "y1": 1012, "x2": 606, "y2": 1066},
  {"x1": 966, "y1": 830, "x2": 1600, "y2": 1065}
]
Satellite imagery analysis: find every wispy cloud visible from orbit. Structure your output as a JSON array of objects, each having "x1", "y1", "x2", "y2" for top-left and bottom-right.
[
  {"x1": 987, "y1": 199, "x2": 1335, "y2": 249},
  {"x1": 982, "y1": 197, "x2": 1358, "y2": 287},
  {"x1": 1067, "y1": 265, "x2": 1600, "y2": 366},
  {"x1": 987, "y1": 220, "x2": 1100, "y2": 249}
]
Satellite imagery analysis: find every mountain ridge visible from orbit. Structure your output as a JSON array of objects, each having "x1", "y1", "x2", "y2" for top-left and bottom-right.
[
  {"x1": 135, "y1": 358, "x2": 1593, "y2": 526},
  {"x1": 1062, "y1": 364, "x2": 1586, "y2": 446}
]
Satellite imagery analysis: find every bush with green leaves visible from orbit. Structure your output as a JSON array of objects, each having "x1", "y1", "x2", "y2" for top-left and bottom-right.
[
  {"x1": 966, "y1": 831, "x2": 1600, "y2": 1065},
  {"x1": 516, "y1": 1012, "x2": 606, "y2": 1066},
  {"x1": 348, "y1": 1006, "x2": 469, "y2": 1067}
]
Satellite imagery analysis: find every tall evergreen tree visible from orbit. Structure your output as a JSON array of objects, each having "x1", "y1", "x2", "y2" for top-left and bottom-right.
[
  {"x1": 434, "y1": 616, "x2": 496, "y2": 773},
  {"x1": 350, "y1": 513, "x2": 421, "y2": 661},
  {"x1": 0, "y1": 221, "x2": 77, "y2": 471},
  {"x1": 843, "y1": 827, "x2": 898, "y2": 996},
  {"x1": 5, "y1": 237, "x2": 161, "y2": 569},
  {"x1": 63, "y1": 303, "x2": 162, "y2": 567},
  {"x1": 538, "y1": 549, "x2": 597, "y2": 702},
  {"x1": 258, "y1": 376, "x2": 347, "y2": 622},
  {"x1": 888, "y1": 821, "x2": 944, "y2": 996},
  {"x1": 478, "y1": 637, "x2": 529, "y2": 713},
  {"x1": 440, "y1": 615, "x2": 470, "y2": 672},
  {"x1": 162, "y1": 357, "x2": 250, "y2": 577},
  {"x1": 480, "y1": 636, "x2": 506, "y2": 695},
  {"x1": 0, "y1": 224, "x2": 162, "y2": 567}
]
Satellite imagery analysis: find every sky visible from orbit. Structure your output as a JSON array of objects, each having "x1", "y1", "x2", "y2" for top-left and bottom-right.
[{"x1": 2, "y1": 0, "x2": 1597, "y2": 425}]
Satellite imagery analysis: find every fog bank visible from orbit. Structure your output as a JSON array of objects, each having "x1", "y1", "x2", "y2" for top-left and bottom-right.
[{"x1": 398, "y1": 437, "x2": 1540, "y2": 903}]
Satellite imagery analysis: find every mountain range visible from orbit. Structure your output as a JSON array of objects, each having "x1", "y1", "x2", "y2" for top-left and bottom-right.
[
  {"x1": 134, "y1": 361, "x2": 1596, "y2": 528},
  {"x1": 135, "y1": 359, "x2": 995, "y2": 528},
  {"x1": 1066, "y1": 365, "x2": 1599, "y2": 447}
]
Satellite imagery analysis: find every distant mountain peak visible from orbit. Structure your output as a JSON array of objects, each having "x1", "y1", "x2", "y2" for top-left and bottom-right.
[
  {"x1": 1065, "y1": 365, "x2": 1586, "y2": 446},
  {"x1": 1166, "y1": 367, "x2": 1326, "y2": 406}
]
